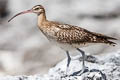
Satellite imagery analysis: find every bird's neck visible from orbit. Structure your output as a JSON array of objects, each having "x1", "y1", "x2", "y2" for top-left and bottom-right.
[{"x1": 38, "y1": 12, "x2": 47, "y2": 26}]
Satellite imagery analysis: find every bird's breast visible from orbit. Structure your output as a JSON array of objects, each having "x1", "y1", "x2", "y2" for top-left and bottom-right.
[{"x1": 38, "y1": 25, "x2": 60, "y2": 40}]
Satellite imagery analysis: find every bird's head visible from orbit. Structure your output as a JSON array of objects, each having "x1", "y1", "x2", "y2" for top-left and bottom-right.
[
  {"x1": 8, "y1": 5, "x2": 45, "y2": 22},
  {"x1": 32, "y1": 5, "x2": 45, "y2": 15}
]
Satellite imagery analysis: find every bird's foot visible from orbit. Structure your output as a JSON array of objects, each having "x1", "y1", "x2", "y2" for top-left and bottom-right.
[{"x1": 70, "y1": 66, "x2": 89, "y2": 76}]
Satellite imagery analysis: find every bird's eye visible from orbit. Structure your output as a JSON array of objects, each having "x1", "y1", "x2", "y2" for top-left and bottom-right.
[{"x1": 34, "y1": 8, "x2": 40, "y2": 10}]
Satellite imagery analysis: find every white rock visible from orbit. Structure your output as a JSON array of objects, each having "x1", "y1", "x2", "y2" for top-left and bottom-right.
[{"x1": 0, "y1": 51, "x2": 120, "y2": 80}]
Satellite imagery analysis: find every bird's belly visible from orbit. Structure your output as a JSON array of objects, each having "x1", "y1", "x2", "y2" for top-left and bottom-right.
[{"x1": 50, "y1": 40, "x2": 91, "y2": 51}]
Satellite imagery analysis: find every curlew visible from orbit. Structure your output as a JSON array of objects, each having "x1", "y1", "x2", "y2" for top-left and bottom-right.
[{"x1": 8, "y1": 5, "x2": 117, "y2": 76}]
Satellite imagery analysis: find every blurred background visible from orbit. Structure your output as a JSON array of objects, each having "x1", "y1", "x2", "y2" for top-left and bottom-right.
[{"x1": 0, "y1": 0, "x2": 120, "y2": 76}]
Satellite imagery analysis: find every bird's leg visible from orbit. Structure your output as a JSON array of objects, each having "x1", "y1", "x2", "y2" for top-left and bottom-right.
[
  {"x1": 76, "y1": 48, "x2": 88, "y2": 75},
  {"x1": 66, "y1": 51, "x2": 71, "y2": 75}
]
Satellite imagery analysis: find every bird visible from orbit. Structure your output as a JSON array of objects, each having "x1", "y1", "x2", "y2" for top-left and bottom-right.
[{"x1": 8, "y1": 5, "x2": 117, "y2": 76}]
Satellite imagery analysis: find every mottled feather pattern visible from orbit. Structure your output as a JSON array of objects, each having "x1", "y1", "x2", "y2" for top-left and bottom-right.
[
  {"x1": 54, "y1": 24, "x2": 117, "y2": 46},
  {"x1": 38, "y1": 15, "x2": 117, "y2": 47}
]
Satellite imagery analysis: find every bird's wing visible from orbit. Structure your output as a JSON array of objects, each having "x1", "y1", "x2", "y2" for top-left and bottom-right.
[
  {"x1": 55, "y1": 24, "x2": 95, "y2": 44},
  {"x1": 55, "y1": 24, "x2": 117, "y2": 45}
]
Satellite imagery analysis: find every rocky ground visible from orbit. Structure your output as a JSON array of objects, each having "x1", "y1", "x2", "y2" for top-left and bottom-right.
[{"x1": 0, "y1": 51, "x2": 120, "y2": 80}]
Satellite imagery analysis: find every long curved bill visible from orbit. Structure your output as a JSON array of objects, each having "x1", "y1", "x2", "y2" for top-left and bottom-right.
[{"x1": 8, "y1": 9, "x2": 32, "y2": 22}]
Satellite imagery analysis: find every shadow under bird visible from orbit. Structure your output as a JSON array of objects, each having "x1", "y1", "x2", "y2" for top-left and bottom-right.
[{"x1": 8, "y1": 5, "x2": 117, "y2": 76}]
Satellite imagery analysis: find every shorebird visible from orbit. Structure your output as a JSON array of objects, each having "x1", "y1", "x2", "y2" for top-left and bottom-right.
[{"x1": 8, "y1": 5, "x2": 117, "y2": 75}]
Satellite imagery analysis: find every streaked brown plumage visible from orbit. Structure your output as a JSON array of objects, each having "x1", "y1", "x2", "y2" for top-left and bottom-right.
[
  {"x1": 37, "y1": 19, "x2": 117, "y2": 49},
  {"x1": 55, "y1": 24, "x2": 116, "y2": 45},
  {"x1": 8, "y1": 5, "x2": 117, "y2": 76}
]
